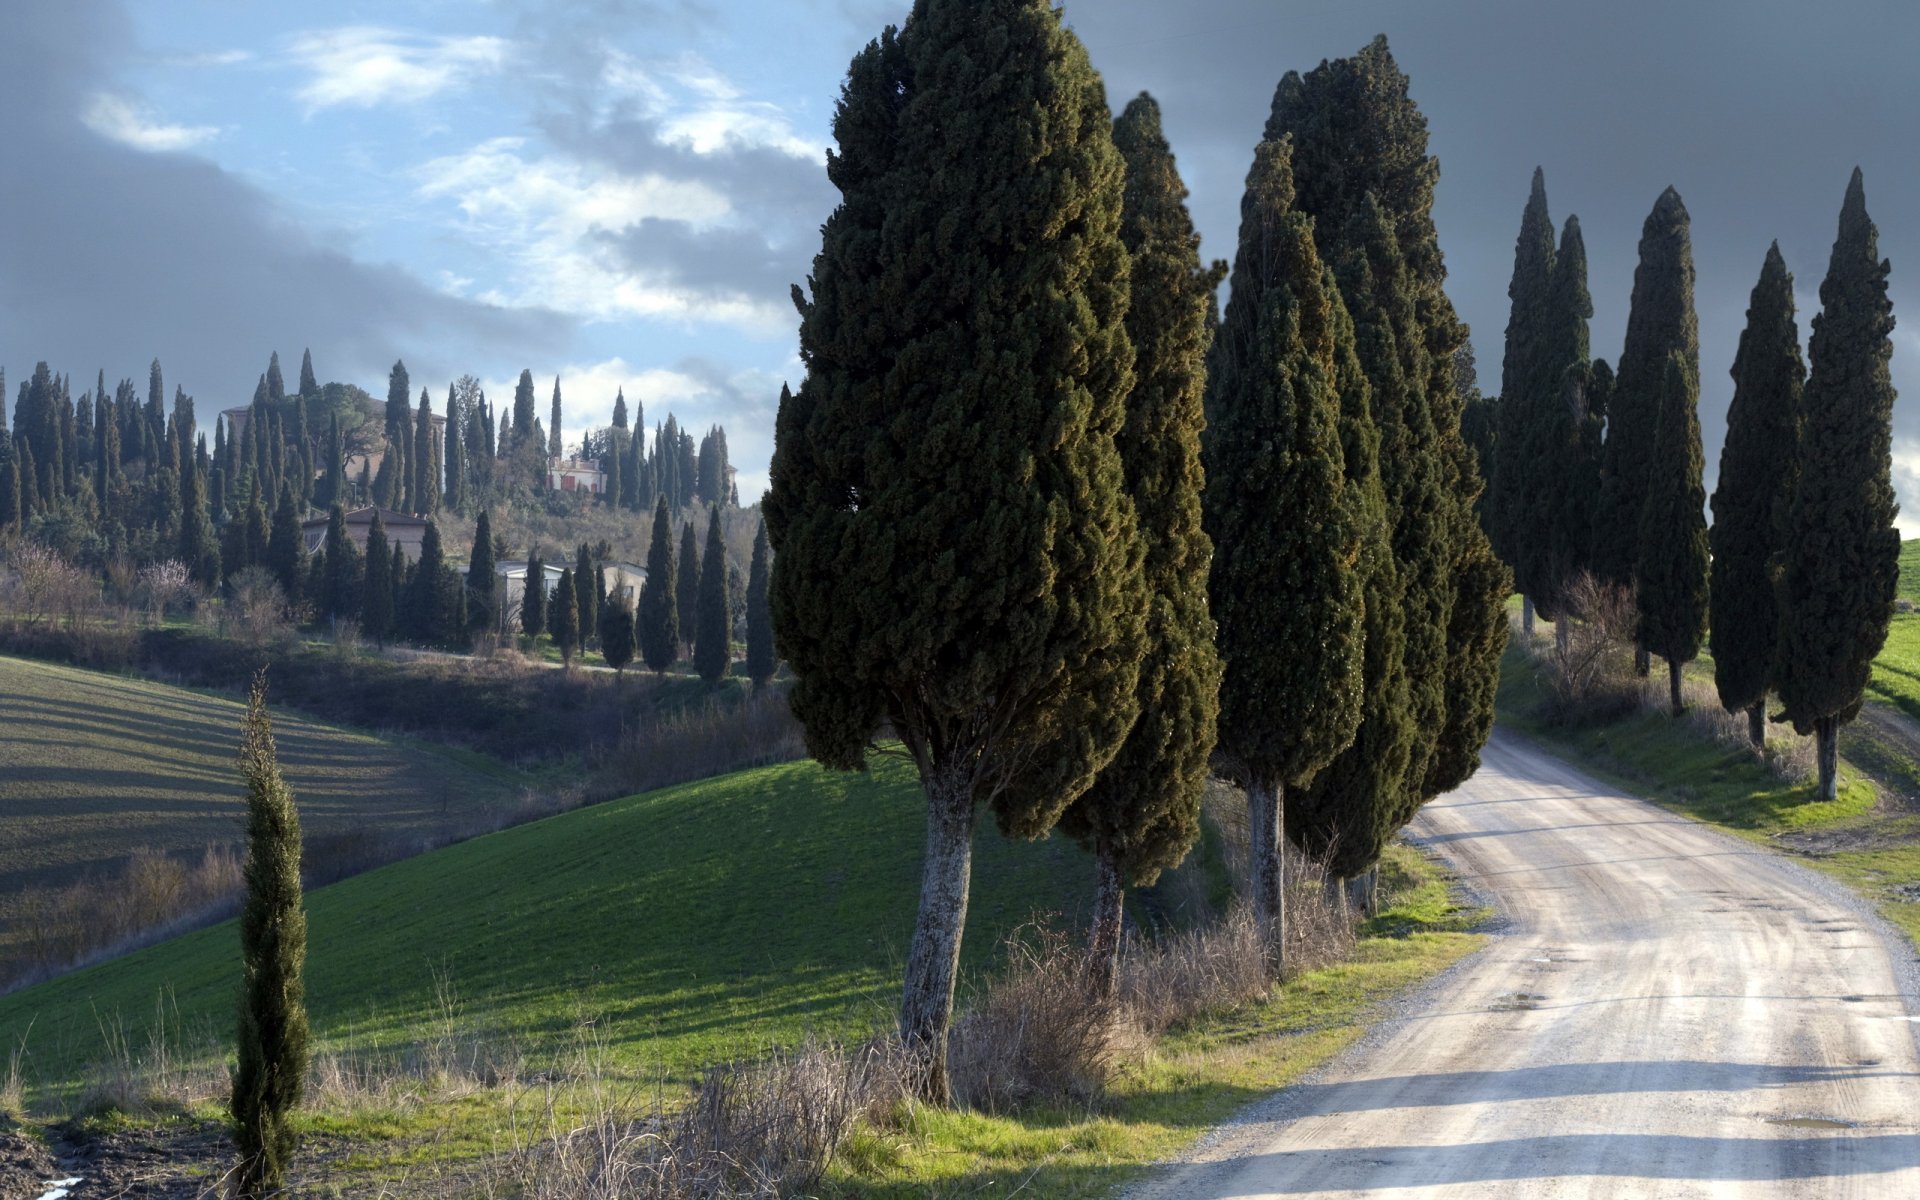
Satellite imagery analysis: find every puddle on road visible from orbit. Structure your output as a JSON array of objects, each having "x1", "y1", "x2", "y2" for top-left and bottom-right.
[
  {"x1": 1490, "y1": 992, "x2": 1547, "y2": 1012},
  {"x1": 1765, "y1": 1117, "x2": 1855, "y2": 1131}
]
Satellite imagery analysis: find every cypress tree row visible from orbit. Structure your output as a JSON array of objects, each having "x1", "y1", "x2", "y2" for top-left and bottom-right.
[
  {"x1": 230, "y1": 671, "x2": 309, "y2": 1200},
  {"x1": 1203, "y1": 136, "x2": 1364, "y2": 971},
  {"x1": 767, "y1": 0, "x2": 1146, "y2": 1102},
  {"x1": 1634, "y1": 350, "x2": 1710, "y2": 713},
  {"x1": 676, "y1": 520, "x2": 701, "y2": 659},
  {"x1": 1595, "y1": 187, "x2": 1699, "y2": 677},
  {"x1": 1053, "y1": 94, "x2": 1221, "y2": 993},
  {"x1": 745, "y1": 520, "x2": 776, "y2": 690},
  {"x1": 639, "y1": 495, "x2": 678, "y2": 674},
  {"x1": 1777, "y1": 169, "x2": 1901, "y2": 801},
  {"x1": 694, "y1": 505, "x2": 731, "y2": 685},
  {"x1": 1709, "y1": 244, "x2": 1805, "y2": 745}
]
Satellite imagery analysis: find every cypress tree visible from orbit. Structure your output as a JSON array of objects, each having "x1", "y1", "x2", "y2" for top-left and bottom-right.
[
  {"x1": 1635, "y1": 350, "x2": 1710, "y2": 714},
  {"x1": 548, "y1": 376, "x2": 564, "y2": 459},
  {"x1": 405, "y1": 520, "x2": 447, "y2": 642},
  {"x1": 1266, "y1": 35, "x2": 1509, "y2": 810},
  {"x1": 624, "y1": 420, "x2": 645, "y2": 509},
  {"x1": 1054, "y1": 93, "x2": 1221, "y2": 992},
  {"x1": 1710, "y1": 244, "x2": 1805, "y2": 744},
  {"x1": 0, "y1": 454, "x2": 19, "y2": 535},
  {"x1": 766, "y1": 0, "x2": 1146, "y2": 1102},
  {"x1": 521, "y1": 549, "x2": 546, "y2": 640},
  {"x1": 298, "y1": 349, "x2": 318, "y2": 398},
  {"x1": 1490, "y1": 168, "x2": 1556, "y2": 613},
  {"x1": 322, "y1": 412, "x2": 343, "y2": 510},
  {"x1": 1777, "y1": 169, "x2": 1901, "y2": 801},
  {"x1": 443, "y1": 382, "x2": 464, "y2": 513},
  {"x1": 1595, "y1": 188, "x2": 1699, "y2": 616},
  {"x1": 601, "y1": 595, "x2": 635, "y2": 675},
  {"x1": 1202, "y1": 136, "x2": 1364, "y2": 971},
  {"x1": 603, "y1": 429, "x2": 623, "y2": 508},
  {"x1": 320, "y1": 503, "x2": 360, "y2": 622},
  {"x1": 676, "y1": 520, "x2": 701, "y2": 658},
  {"x1": 266, "y1": 484, "x2": 305, "y2": 604},
  {"x1": 466, "y1": 509, "x2": 497, "y2": 635},
  {"x1": 363, "y1": 512, "x2": 393, "y2": 641},
  {"x1": 230, "y1": 671, "x2": 309, "y2": 1200},
  {"x1": 179, "y1": 458, "x2": 219, "y2": 588},
  {"x1": 550, "y1": 565, "x2": 579, "y2": 664},
  {"x1": 414, "y1": 388, "x2": 437, "y2": 515},
  {"x1": 745, "y1": 520, "x2": 776, "y2": 690},
  {"x1": 695, "y1": 505, "x2": 731, "y2": 684},
  {"x1": 266, "y1": 352, "x2": 286, "y2": 404},
  {"x1": 390, "y1": 543, "x2": 408, "y2": 635},
  {"x1": 639, "y1": 494, "x2": 678, "y2": 673},
  {"x1": 613, "y1": 388, "x2": 628, "y2": 430},
  {"x1": 511, "y1": 370, "x2": 537, "y2": 450},
  {"x1": 567, "y1": 544, "x2": 592, "y2": 643}
]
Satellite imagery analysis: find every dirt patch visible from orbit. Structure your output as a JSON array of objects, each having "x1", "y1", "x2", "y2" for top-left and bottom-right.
[
  {"x1": 45, "y1": 1119, "x2": 231, "y2": 1199},
  {"x1": 0, "y1": 1128, "x2": 61, "y2": 1200}
]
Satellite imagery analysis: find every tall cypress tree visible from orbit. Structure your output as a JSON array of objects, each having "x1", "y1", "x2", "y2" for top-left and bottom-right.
[
  {"x1": 404, "y1": 520, "x2": 447, "y2": 642},
  {"x1": 676, "y1": 520, "x2": 701, "y2": 659},
  {"x1": 1054, "y1": 93, "x2": 1221, "y2": 992},
  {"x1": 266, "y1": 484, "x2": 305, "y2": 604},
  {"x1": 322, "y1": 412, "x2": 343, "y2": 510},
  {"x1": 363, "y1": 512, "x2": 393, "y2": 641},
  {"x1": 230, "y1": 671, "x2": 309, "y2": 1200},
  {"x1": 521, "y1": 549, "x2": 546, "y2": 640},
  {"x1": 574, "y1": 543, "x2": 597, "y2": 643},
  {"x1": 745, "y1": 519, "x2": 776, "y2": 690},
  {"x1": 639, "y1": 495, "x2": 678, "y2": 674},
  {"x1": 1710, "y1": 244, "x2": 1805, "y2": 745},
  {"x1": 298, "y1": 349, "x2": 318, "y2": 398},
  {"x1": 179, "y1": 458, "x2": 219, "y2": 588},
  {"x1": 466, "y1": 509, "x2": 497, "y2": 636},
  {"x1": 1777, "y1": 169, "x2": 1901, "y2": 801},
  {"x1": 1266, "y1": 36, "x2": 1509, "y2": 808},
  {"x1": 612, "y1": 388, "x2": 628, "y2": 430},
  {"x1": 386, "y1": 361, "x2": 413, "y2": 512},
  {"x1": 414, "y1": 388, "x2": 438, "y2": 515},
  {"x1": 548, "y1": 376, "x2": 564, "y2": 459},
  {"x1": 694, "y1": 506, "x2": 731, "y2": 684},
  {"x1": 320, "y1": 503, "x2": 360, "y2": 622},
  {"x1": 766, "y1": 0, "x2": 1146, "y2": 1102},
  {"x1": 443, "y1": 382, "x2": 464, "y2": 513},
  {"x1": 1490, "y1": 168, "x2": 1557, "y2": 620},
  {"x1": 1635, "y1": 350, "x2": 1710, "y2": 714},
  {"x1": 1595, "y1": 188, "x2": 1699, "y2": 619},
  {"x1": 1202, "y1": 136, "x2": 1364, "y2": 971},
  {"x1": 550, "y1": 565, "x2": 579, "y2": 664}
]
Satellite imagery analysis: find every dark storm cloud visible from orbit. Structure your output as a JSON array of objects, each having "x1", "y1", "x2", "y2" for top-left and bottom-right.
[
  {"x1": 1050, "y1": 0, "x2": 1920, "y2": 505},
  {"x1": 0, "y1": 1, "x2": 569, "y2": 409}
]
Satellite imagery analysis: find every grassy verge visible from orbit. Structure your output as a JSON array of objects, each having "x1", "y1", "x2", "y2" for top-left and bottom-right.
[
  {"x1": 819, "y1": 843, "x2": 1483, "y2": 1199},
  {"x1": 1496, "y1": 631, "x2": 1920, "y2": 946}
]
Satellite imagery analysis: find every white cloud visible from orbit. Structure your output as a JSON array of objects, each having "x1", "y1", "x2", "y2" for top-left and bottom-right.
[
  {"x1": 1889, "y1": 436, "x2": 1920, "y2": 541},
  {"x1": 415, "y1": 137, "x2": 789, "y2": 330},
  {"x1": 290, "y1": 27, "x2": 510, "y2": 112},
  {"x1": 82, "y1": 94, "x2": 219, "y2": 152},
  {"x1": 600, "y1": 49, "x2": 822, "y2": 160}
]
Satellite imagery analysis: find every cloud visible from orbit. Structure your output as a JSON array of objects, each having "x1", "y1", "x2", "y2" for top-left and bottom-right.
[
  {"x1": 0, "y1": 1, "x2": 569, "y2": 407},
  {"x1": 82, "y1": 94, "x2": 219, "y2": 152},
  {"x1": 289, "y1": 26, "x2": 510, "y2": 112}
]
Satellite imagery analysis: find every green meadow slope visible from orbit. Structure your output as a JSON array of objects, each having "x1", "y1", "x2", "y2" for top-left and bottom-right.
[
  {"x1": 0, "y1": 654, "x2": 524, "y2": 964},
  {"x1": 0, "y1": 753, "x2": 1096, "y2": 1103}
]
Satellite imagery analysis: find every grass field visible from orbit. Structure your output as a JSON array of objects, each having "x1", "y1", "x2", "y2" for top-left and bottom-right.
[
  {"x1": 0, "y1": 655, "x2": 528, "y2": 966},
  {"x1": 0, "y1": 752, "x2": 1103, "y2": 1107}
]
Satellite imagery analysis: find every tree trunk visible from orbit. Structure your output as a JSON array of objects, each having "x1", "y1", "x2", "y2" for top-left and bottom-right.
[
  {"x1": 1554, "y1": 615, "x2": 1570, "y2": 659},
  {"x1": 1087, "y1": 840, "x2": 1124, "y2": 1001},
  {"x1": 899, "y1": 764, "x2": 976, "y2": 1105},
  {"x1": 1634, "y1": 642, "x2": 1650, "y2": 677},
  {"x1": 1521, "y1": 594, "x2": 1535, "y2": 639},
  {"x1": 1323, "y1": 873, "x2": 1349, "y2": 924},
  {"x1": 1747, "y1": 701, "x2": 1765, "y2": 748},
  {"x1": 1247, "y1": 775, "x2": 1285, "y2": 977},
  {"x1": 1816, "y1": 716, "x2": 1839, "y2": 802},
  {"x1": 1667, "y1": 657, "x2": 1684, "y2": 715}
]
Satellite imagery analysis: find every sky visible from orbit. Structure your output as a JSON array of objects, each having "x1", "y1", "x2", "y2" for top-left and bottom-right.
[{"x1": 3, "y1": 0, "x2": 1920, "y2": 524}]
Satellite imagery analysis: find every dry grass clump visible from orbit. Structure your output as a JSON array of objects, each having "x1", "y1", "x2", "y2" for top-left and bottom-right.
[{"x1": 10, "y1": 847, "x2": 245, "y2": 991}]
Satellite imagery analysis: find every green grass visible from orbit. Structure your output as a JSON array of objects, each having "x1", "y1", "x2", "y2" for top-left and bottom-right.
[
  {"x1": 821, "y1": 843, "x2": 1482, "y2": 1199},
  {"x1": 0, "y1": 752, "x2": 1102, "y2": 1108},
  {"x1": 0, "y1": 654, "x2": 527, "y2": 963}
]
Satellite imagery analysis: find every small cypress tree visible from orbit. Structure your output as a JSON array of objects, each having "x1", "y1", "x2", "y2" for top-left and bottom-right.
[
  {"x1": 550, "y1": 566, "x2": 579, "y2": 665},
  {"x1": 695, "y1": 505, "x2": 731, "y2": 685},
  {"x1": 1777, "y1": 169, "x2": 1901, "y2": 801},
  {"x1": 601, "y1": 595, "x2": 635, "y2": 675},
  {"x1": 1709, "y1": 244, "x2": 1805, "y2": 744},
  {"x1": 467, "y1": 509, "x2": 497, "y2": 635},
  {"x1": 676, "y1": 520, "x2": 701, "y2": 659},
  {"x1": 745, "y1": 520, "x2": 776, "y2": 690},
  {"x1": 390, "y1": 543, "x2": 408, "y2": 633},
  {"x1": 574, "y1": 543, "x2": 597, "y2": 644},
  {"x1": 521, "y1": 549, "x2": 547, "y2": 640},
  {"x1": 639, "y1": 495, "x2": 678, "y2": 674},
  {"x1": 363, "y1": 512, "x2": 393, "y2": 641},
  {"x1": 230, "y1": 671, "x2": 309, "y2": 1200},
  {"x1": 1203, "y1": 137, "x2": 1365, "y2": 971},
  {"x1": 1634, "y1": 351, "x2": 1710, "y2": 714}
]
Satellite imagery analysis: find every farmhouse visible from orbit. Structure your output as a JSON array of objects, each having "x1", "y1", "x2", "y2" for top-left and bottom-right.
[
  {"x1": 547, "y1": 457, "x2": 607, "y2": 494},
  {"x1": 299, "y1": 506, "x2": 432, "y2": 562},
  {"x1": 492, "y1": 560, "x2": 647, "y2": 630}
]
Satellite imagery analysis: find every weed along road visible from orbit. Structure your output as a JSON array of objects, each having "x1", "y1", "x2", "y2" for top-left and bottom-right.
[{"x1": 1148, "y1": 731, "x2": 1920, "y2": 1199}]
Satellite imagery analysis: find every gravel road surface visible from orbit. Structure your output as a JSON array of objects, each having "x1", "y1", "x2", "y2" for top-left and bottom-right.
[{"x1": 1141, "y1": 730, "x2": 1920, "y2": 1198}]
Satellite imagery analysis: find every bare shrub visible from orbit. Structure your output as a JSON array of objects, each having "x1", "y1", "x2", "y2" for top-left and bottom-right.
[
  {"x1": 1538, "y1": 571, "x2": 1642, "y2": 723},
  {"x1": 137, "y1": 559, "x2": 197, "y2": 625},
  {"x1": 222, "y1": 566, "x2": 291, "y2": 648},
  {"x1": 3, "y1": 542, "x2": 93, "y2": 629},
  {"x1": 1666, "y1": 673, "x2": 1817, "y2": 787},
  {"x1": 1, "y1": 1019, "x2": 28, "y2": 1120},
  {"x1": 75, "y1": 996, "x2": 226, "y2": 1117},
  {"x1": 947, "y1": 921, "x2": 1133, "y2": 1113},
  {"x1": 599, "y1": 692, "x2": 806, "y2": 797},
  {"x1": 1118, "y1": 904, "x2": 1269, "y2": 1038}
]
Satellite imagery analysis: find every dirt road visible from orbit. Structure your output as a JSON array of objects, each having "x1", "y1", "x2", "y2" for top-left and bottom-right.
[{"x1": 1145, "y1": 731, "x2": 1920, "y2": 1198}]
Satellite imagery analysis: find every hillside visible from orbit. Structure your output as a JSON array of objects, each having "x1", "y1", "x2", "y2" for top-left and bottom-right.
[
  {"x1": 0, "y1": 752, "x2": 1096, "y2": 1103},
  {"x1": 0, "y1": 654, "x2": 526, "y2": 970}
]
